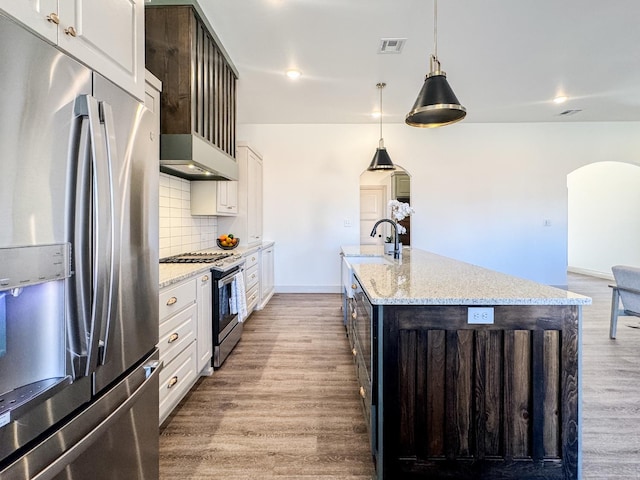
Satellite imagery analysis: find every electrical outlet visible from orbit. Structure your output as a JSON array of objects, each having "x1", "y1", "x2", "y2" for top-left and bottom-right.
[
  {"x1": 343, "y1": 219, "x2": 352, "y2": 227},
  {"x1": 467, "y1": 307, "x2": 494, "y2": 324}
]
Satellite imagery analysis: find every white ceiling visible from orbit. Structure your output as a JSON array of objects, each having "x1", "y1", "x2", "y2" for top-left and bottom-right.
[{"x1": 200, "y1": 0, "x2": 640, "y2": 125}]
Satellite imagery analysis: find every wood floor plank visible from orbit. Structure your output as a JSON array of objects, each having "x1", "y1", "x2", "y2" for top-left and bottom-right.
[{"x1": 161, "y1": 276, "x2": 640, "y2": 479}]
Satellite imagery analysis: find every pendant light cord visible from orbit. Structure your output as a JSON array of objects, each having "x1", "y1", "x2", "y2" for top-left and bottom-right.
[
  {"x1": 433, "y1": 0, "x2": 438, "y2": 60},
  {"x1": 379, "y1": 84, "x2": 383, "y2": 141},
  {"x1": 377, "y1": 82, "x2": 386, "y2": 147}
]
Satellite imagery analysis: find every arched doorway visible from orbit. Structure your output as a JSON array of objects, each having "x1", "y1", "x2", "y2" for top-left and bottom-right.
[
  {"x1": 359, "y1": 166, "x2": 411, "y2": 246},
  {"x1": 567, "y1": 161, "x2": 640, "y2": 277}
]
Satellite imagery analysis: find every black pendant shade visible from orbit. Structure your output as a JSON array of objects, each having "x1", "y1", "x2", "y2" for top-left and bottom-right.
[
  {"x1": 368, "y1": 147, "x2": 394, "y2": 171},
  {"x1": 406, "y1": 0, "x2": 466, "y2": 128},
  {"x1": 405, "y1": 71, "x2": 466, "y2": 127},
  {"x1": 368, "y1": 82, "x2": 396, "y2": 171}
]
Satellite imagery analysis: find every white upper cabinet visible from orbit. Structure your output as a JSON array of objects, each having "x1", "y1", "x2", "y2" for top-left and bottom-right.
[
  {"x1": 0, "y1": 0, "x2": 144, "y2": 101},
  {"x1": 217, "y1": 181, "x2": 239, "y2": 215},
  {"x1": 217, "y1": 143, "x2": 263, "y2": 246},
  {"x1": 247, "y1": 148, "x2": 263, "y2": 244},
  {"x1": 0, "y1": 0, "x2": 58, "y2": 43},
  {"x1": 191, "y1": 181, "x2": 238, "y2": 216}
]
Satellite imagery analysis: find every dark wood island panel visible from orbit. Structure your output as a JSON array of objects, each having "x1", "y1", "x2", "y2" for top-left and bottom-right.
[{"x1": 378, "y1": 304, "x2": 579, "y2": 480}]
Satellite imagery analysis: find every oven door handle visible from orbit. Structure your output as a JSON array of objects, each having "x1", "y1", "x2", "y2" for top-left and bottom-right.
[{"x1": 217, "y1": 268, "x2": 242, "y2": 288}]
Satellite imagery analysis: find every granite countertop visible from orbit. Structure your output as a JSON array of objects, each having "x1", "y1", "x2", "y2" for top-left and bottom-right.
[
  {"x1": 341, "y1": 246, "x2": 591, "y2": 306},
  {"x1": 159, "y1": 263, "x2": 214, "y2": 289},
  {"x1": 159, "y1": 241, "x2": 275, "y2": 288}
]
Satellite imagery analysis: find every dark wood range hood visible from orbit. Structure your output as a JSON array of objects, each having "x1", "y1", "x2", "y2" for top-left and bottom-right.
[{"x1": 145, "y1": 3, "x2": 239, "y2": 181}]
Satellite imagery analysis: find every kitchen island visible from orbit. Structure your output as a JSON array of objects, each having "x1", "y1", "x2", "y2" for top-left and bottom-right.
[{"x1": 341, "y1": 246, "x2": 591, "y2": 480}]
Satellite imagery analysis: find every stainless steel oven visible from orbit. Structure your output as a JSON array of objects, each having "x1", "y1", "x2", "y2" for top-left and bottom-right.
[{"x1": 212, "y1": 265, "x2": 243, "y2": 368}]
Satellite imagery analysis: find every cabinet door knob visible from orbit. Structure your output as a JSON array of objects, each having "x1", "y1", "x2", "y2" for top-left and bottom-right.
[
  {"x1": 351, "y1": 284, "x2": 357, "y2": 290},
  {"x1": 168, "y1": 376, "x2": 179, "y2": 388},
  {"x1": 168, "y1": 332, "x2": 179, "y2": 344},
  {"x1": 64, "y1": 26, "x2": 77, "y2": 37},
  {"x1": 351, "y1": 311, "x2": 357, "y2": 319},
  {"x1": 202, "y1": 275, "x2": 209, "y2": 282},
  {"x1": 352, "y1": 348, "x2": 357, "y2": 357},
  {"x1": 359, "y1": 386, "x2": 366, "y2": 398},
  {"x1": 166, "y1": 296, "x2": 178, "y2": 306},
  {"x1": 46, "y1": 13, "x2": 60, "y2": 24}
]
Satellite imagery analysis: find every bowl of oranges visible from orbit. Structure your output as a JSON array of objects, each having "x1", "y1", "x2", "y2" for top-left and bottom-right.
[{"x1": 217, "y1": 234, "x2": 239, "y2": 250}]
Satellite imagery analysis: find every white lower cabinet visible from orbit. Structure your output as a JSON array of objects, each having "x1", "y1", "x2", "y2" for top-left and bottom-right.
[
  {"x1": 244, "y1": 248, "x2": 260, "y2": 314},
  {"x1": 159, "y1": 340, "x2": 197, "y2": 424},
  {"x1": 158, "y1": 269, "x2": 216, "y2": 424},
  {"x1": 258, "y1": 243, "x2": 275, "y2": 310},
  {"x1": 197, "y1": 272, "x2": 213, "y2": 375}
]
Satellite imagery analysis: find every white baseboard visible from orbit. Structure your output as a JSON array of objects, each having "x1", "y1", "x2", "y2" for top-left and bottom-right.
[
  {"x1": 568, "y1": 266, "x2": 614, "y2": 281},
  {"x1": 275, "y1": 285, "x2": 341, "y2": 294},
  {"x1": 255, "y1": 290, "x2": 275, "y2": 310}
]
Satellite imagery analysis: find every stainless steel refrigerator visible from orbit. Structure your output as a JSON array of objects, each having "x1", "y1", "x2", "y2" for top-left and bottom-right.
[{"x1": 0, "y1": 12, "x2": 160, "y2": 479}]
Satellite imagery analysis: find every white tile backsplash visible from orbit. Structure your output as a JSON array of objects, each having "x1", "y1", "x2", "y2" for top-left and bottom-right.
[{"x1": 159, "y1": 173, "x2": 218, "y2": 259}]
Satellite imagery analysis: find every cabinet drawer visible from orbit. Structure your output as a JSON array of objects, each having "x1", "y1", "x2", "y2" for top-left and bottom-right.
[
  {"x1": 159, "y1": 340, "x2": 198, "y2": 424},
  {"x1": 159, "y1": 278, "x2": 196, "y2": 321},
  {"x1": 244, "y1": 250, "x2": 259, "y2": 269},
  {"x1": 159, "y1": 303, "x2": 196, "y2": 367},
  {"x1": 355, "y1": 353, "x2": 372, "y2": 428},
  {"x1": 246, "y1": 283, "x2": 259, "y2": 311},
  {"x1": 245, "y1": 264, "x2": 259, "y2": 289}
]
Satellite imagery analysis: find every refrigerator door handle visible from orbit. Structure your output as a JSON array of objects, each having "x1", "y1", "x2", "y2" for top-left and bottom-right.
[
  {"x1": 73, "y1": 95, "x2": 115, "y2": 376},
  {"x1": 29, "y1": 359, "x2": 162, "y2": 480},
  {"x1": 96, "y1": 101, "x2": 120, "y2": 366}
]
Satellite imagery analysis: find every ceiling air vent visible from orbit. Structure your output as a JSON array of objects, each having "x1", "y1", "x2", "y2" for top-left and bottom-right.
[
  {"x1": 378, "y1": 38, "x2": 407, "y2": 54},
  {"x1": 558, "y1": 109, "x2": 582, "y2": 117}
]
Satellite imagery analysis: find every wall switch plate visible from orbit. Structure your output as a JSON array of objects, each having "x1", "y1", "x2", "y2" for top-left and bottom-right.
[
  {"x1": 343, "y1": 219, "x2": 352, "y2": 227},
  {"x1": 467, "y1": 307, "x2": 495, "y2": 324}
]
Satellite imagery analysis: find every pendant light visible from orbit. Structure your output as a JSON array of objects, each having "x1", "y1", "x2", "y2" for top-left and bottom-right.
[
  {"x1": 405, "y1": 0, "x2": 466, "y2": 128},
  {"x1": 368, "y1": 83, "x2": 395, "y2": 171}
]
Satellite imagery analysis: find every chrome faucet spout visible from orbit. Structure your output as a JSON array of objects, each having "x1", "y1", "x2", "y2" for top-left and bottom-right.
[{"x1": 370, "y1": 218, "x2": 401, "y2": 259}]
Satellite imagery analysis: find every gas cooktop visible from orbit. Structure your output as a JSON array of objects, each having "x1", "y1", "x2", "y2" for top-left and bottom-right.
[
  {"x1": 159, "y1": 251, "x2": 244, "y2": 273},
  {"x1": 159, "y1": 252, "x2": 234, "y2": 264}
]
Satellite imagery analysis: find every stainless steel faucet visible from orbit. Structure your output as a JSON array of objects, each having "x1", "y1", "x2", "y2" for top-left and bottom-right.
[{"x1": 370, "y1": 218, "x2": 401, "y2": 259}]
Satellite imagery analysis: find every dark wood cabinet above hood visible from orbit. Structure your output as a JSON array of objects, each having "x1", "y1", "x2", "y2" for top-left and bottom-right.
[{"x1": 145, "y1": 5, "x2": 238, "y2": 180}]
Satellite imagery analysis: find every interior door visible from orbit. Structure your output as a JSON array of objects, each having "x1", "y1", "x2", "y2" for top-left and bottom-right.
[{"x1": 360, "y1": 186, "x2": 386, "y2": 245}]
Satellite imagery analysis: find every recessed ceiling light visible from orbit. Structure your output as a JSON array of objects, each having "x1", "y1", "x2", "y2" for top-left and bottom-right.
[
  {"x1": 553, "y1": 95, "x2": 568, "y2": 104},
  {"x1": 285, "y1": 69, "x2": 301, "y2": 80}
]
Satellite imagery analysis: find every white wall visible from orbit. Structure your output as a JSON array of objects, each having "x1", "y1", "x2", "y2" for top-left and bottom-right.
[
  {"x1": 568, "y1": 161, "x2": 640, "y2": 278},
  {"x1": 238, "y1": 122, "x2": 640, "y2": 292}
]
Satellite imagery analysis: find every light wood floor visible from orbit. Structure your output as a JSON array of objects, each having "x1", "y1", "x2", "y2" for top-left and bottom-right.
[
  {"x1": 160, "y1": 274, "x2": 640, "y2": 479},
  {"x1": 571, "y1": 273, "x2": 640, "y2": 479},
  {"x1": 159, "y1": 294, "x2": 375, "y2": 479}
]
